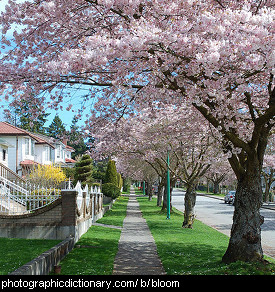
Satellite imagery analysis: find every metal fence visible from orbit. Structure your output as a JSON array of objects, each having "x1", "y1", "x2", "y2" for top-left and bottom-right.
[
  {"x1": 0, "y1": 176, "x2": 103, "y2": 215},
  {"x1": 0, "y1": 175, "x2": 61, "y2": 215}
]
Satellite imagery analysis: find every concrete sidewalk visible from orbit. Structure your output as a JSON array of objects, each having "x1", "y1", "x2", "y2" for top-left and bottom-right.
[{"x1": 113, "y1": 189, "x2": 166, "y2": 275}]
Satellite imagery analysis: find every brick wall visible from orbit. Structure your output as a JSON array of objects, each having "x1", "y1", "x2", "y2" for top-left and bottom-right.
[
  {"x1": 0, "y1": 199, "x2": 62, "y2": 225},
  {"x1": 0, "y1": 189, "x2": 104, "y2": 240}
]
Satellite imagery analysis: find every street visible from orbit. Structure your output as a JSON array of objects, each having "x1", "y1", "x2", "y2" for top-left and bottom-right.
[{"x1": 172, "y1": 189, "x2": 275, "y2": 258}]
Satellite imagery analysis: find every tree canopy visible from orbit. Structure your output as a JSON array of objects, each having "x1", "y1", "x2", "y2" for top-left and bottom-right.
[{"x1": 0, "y1": 0, "x2": 274, "y2": 264}]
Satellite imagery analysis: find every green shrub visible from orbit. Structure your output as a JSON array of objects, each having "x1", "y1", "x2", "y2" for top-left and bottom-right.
[
  {"x1": 92, "y1": 182, "x2": 101, "y2": 188},
  {"x1": 102, "y1": 183, "x2": 121, "y2": 199},
  {"x1": 104, "y1": 160, "x2": 118, "y2": 185},
  {"x1": 123, "y1": 177, "x2": 131, "y2": 193},
  {"x1": 117, "y1": 173, "x2": 123, "y2": 189},
  {"x1": 74, "y1": 154, "x2": 93, "y2": 185},
  {"x1": 62, "y1": 167, "x2": 75, "y2": 181}
]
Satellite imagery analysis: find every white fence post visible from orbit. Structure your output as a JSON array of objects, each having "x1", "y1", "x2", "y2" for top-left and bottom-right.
[{"x1": 0, "y1": 177, "x2": 104, "y2": 216}]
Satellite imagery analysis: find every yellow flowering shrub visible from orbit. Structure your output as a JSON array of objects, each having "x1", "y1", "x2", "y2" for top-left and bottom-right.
[{"x1": 29, "y1": 164, "x2": 67, "y2": 188}]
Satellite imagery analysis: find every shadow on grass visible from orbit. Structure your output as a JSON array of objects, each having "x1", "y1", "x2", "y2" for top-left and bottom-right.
[
  {"x1": 137, "y1": 196, "x2": 275, "y2": 275},
  {"x1": 58, "y1": 225, "x2": 121, "y2": 275},
  {"x1": 158, "y1": 241, "x2": 226, "y2": 275},
  {"x1": 0, "y1": 238, "x2": 61, "y2": 275}
]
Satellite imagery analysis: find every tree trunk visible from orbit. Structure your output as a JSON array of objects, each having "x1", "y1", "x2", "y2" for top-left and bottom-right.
[
  {"x1": 213, "y1": 182, "x2": 219, "y2": 194},
  {"x1": 162, "y1": 182, "x2": 167, "y2": 210},
  {"x1": 222, "y1": 159, "x2": 264, "y2": 263},
  {"x1": 162, "y1": 182, "x2": 172, "y2": 211},
  {"x1": 182, "y1": 184, "x2": 196, "y2": 228},
  {"x1": 157, "y1": 184, "x2": 164, "y2": 206},
  {"x1": 148, "y1": 181, "x2": 153, "y2": 201},
  {"x1": 262, "y1": 170, "x2": 274, "y2": 203}
]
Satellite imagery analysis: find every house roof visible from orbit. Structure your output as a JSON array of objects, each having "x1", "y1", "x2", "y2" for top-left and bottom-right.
[
  {"x1": 0, "y1": 122, "x2": 75, "y2": 152},
  {"x1": 0, "y1": 137, "x2": 14, "y2": 147},
  {"x1": 65, "y1": 145, "x2": 75, "y2": 152},
  {"x1": 0, "y1": 122, "x2": 26, "y2": 135},
  {"x1": 65, "y1": 158, "x2": 76, "y2": 163},
  {"x1": 29, "y1": 132, "x2": 75, "y2": 152},
  {"x1": 20, "y1": 159, "x2": 39, "y2": 166},
  {"x1": 0, "y1": 122, "x2": 54, "y2": 148}
]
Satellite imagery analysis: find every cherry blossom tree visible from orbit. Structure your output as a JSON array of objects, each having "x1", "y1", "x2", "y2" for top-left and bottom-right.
[
  {"x1": 116, "y1": 155, "x2": 158, "y2": 199},
  {"x1": 92, "y1": 108, "x2": 177, "y2": 209},
  {"x1": 92, "y1": 104, "x2": 225, "y2": 228},
  {"x1": 204, "y1": 160, "x2": 235, "y2": 194},
  {"x1": 262, "y1": 136, "x2": 275, "y2": 202},
  {"x1": 0, "y1": 0, "x2": 274, "y2": 263}
]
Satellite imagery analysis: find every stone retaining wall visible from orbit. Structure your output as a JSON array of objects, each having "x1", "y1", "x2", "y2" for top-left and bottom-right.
[
  {"x1": 0, "y1": 189, "x2": 104, "y2": 241},
  {"x1": 7, "y1": 198, "x2": 115, "y2": 275}
]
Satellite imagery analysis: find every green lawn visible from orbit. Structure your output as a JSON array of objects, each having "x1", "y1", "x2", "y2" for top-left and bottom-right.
[
  {"x1": 5, "y1": 195, "x2": 274, "y2": 275},
  {"x1": 56, "y1": 196, "x2": 129, "y2": 275},
  {"x1": 56, "y1": 225, "x2": 122, "y2": 275},
  {"x1": 0, "y1": 238, "x2": 61, "y2": 275},
  {"x1": 96, "y1": 195, "x2": 129, "y2": 227},
  {"x1": 137, "y1": 196, "x2": 275, "y2": 275},
  {"x1": 0, "y1": 196, "x2": 129, "y2": 276}
]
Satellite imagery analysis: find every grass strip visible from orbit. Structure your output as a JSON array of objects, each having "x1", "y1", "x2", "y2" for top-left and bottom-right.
[
  {"x1": 56, "y1": 196, "x2": 129, "y2": 275},
  {"x1": 56, "y1": 225, "x2": 121, "y2": 275},
  {"x1": 96, "y1": 195, "x2": 129, "y2": 227},
  {"x1": 137, "y1": 196, "x2": 275, "y2": 275},
  {"x1": 0, "y1": 238, "x2": 61, "y2": 275}
]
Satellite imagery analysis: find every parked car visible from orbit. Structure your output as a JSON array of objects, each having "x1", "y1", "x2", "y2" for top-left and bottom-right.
[{"x1": 224, "y1": 191, "x2": 236, "y2": 204}]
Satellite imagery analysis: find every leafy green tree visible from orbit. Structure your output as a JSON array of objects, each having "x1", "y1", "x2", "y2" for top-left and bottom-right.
[
  {"x1": 74, "y1": 154, "x2": 93, "y2": 185},
  {"x1": 102, "y1": 160, "x2": 122, "y2": 198},
  {"x1": 47, "y1": 114, "x2": 66, "y2": 139},
  {"x1": 104, "y1": 160, "x2": 118, "y2": 186},
  {"x1": 4, "y1": 98, "x2": 49, "y2": 134},
  {"x1": 67, "y1": 115, "x2": 87, "y2": 159},
  {"x1": 117, "y1": 173, "x2": 123, "y2": 190},
  {"x1": 123, "y1": 177, "x2": 131, "y2": 193},
  {"x1": 93, "y1": 160, "x2": 108, "y2": 182},
  {"x1": 102, "y1": 183, "x2": 120, "y2": 199}
]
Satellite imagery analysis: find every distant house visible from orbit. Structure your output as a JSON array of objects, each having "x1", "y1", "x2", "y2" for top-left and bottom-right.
[
  {"x1": 32, "y1": 133, "x2": 75, "y2": 168},
  {"x1": 0, "y1": 122, "x2": 76, "y2": 177}
]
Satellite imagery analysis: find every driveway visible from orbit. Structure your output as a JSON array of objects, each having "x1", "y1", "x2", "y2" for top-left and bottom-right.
[{"x1": 172, "y1": 189, "x2": 275, "y2": 259}]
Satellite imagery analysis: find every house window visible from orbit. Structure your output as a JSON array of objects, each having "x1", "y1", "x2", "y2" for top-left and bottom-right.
[
  {"x1": 25, "y1": 138, "x2": 35, "y2": 156},
  {"x1": 45, "y1": 146, "x2": 50, "y2": 161},
  {"x1": 25, "y1": 138, "x2": 30, "y2": 155},
  {"x1": 57, "y1": 145, "x2": 60, "y2": 158},
  {"x1": 31, "y1": 140, "x2": 35, "y2": 156},
  {"x1": 50, "y1": 148, "x2": 54, "y2": 162},
  {"x1": 2, "y1": 149, "x2": 6, "y2": 161}
]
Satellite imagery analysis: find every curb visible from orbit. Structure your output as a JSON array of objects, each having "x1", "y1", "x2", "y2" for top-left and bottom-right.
[{"x1": 200, "y1": 193, "x2": 275, "y2": 211}]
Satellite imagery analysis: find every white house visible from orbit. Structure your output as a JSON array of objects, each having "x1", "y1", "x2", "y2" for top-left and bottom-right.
[
  {"x1": 0, "y1": 122, "x2": 75, "y2": 177},
  {"x1": 33, "y1": 134, "x2": 75, "y2": 167},
  {"x1": 0, "y1": 137, "x2": 13, "y2": 168}
]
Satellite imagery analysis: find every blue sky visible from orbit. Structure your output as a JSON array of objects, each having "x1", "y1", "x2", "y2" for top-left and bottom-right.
[{"x1": 0, "y1": 0, "x2": 89, "y2": 130}]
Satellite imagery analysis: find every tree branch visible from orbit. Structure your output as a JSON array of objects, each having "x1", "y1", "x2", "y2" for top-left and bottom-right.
[
  {"x1": 244, "y1": 92, "x2": 256, "y2": 121},
  {"x1": 193, "y1": 103, "x2": 252, "y2": 155}
]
